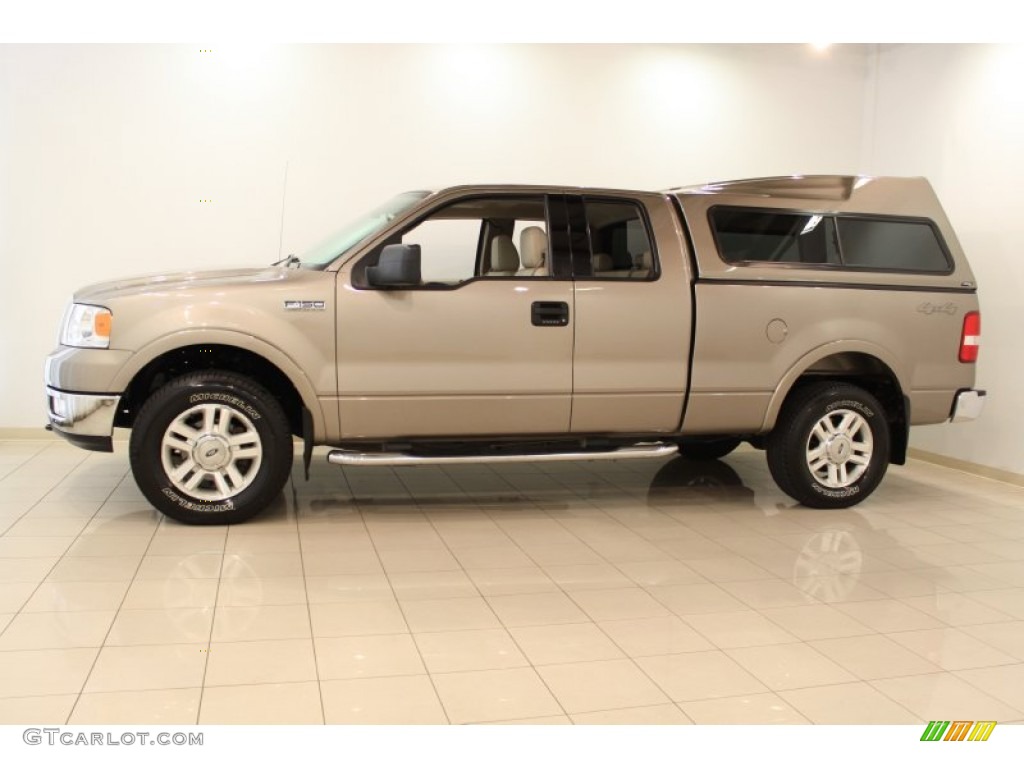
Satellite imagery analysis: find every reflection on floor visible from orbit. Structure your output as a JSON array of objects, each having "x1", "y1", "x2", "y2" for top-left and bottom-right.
[{"x1": 1, "y1": 440, "x2": 1024, "y2": 725}]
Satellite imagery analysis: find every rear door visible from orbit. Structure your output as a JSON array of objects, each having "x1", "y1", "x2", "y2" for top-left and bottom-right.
[{"x1": 568, "y1": 193, "x2": 693, "y2": 433}]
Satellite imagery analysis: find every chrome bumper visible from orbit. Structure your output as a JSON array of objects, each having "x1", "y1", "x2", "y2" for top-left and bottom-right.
[
  {"x1": 950, "y1": 389, "x2": 986, "y2": 423},
  {"x1": 46, "y1": 387, "x2": 120, "y2": 452}
]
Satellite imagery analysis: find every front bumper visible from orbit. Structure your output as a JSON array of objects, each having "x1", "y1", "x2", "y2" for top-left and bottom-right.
[
  {"x1": 45, "y1": 387, "x2": 120, "y2": 452},
  {"x1": 950, "y1": 388, "x2": 986, "y2": 423}
]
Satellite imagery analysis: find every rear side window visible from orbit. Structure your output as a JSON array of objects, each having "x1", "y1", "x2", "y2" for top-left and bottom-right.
[
  {"x1": 710, "y1": 210, "x2": 840, "y2": 266},
  {"x1": 836, "y1": 218, "x2": 951, "y2": 272},
  {"x1": 710, "y1": 207, "x2": 952, "y2": 274},
  {"x1": 583, "y1": 199, "x2": 656, "y2": 279}
]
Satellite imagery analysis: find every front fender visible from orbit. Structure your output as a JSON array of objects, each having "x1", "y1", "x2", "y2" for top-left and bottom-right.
[{"x1": 110, "y1": 329, "x2": 328, "y2": 441}]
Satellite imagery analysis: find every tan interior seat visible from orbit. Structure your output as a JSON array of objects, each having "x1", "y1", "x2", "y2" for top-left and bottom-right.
[
  {"x1": 592, "y1": 252, "x2": 629, "y2": 278},
  {"x1": 487, "y1": 235, "x2": 520, "y2": 276},
  {"x1": 517, "y1": 227, "x2": 548, "y2": 277},
  {"x1": 630, "y1": 250, "x2": 652, "y2": 279}
]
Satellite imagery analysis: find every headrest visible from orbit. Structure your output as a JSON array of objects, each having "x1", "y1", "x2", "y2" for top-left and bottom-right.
[
  {"x1": 591, "y1": 252, "x2": 613, "y2": 271},
  {"x1": 634, "y1": 250, "x2": 652, "y2": 269},
  {"x1": 519, "y1": 227, "x2": 547, "y2": 269},
  {"x1": 490, "y1": 235, "x2": 520, "y2": 272}
]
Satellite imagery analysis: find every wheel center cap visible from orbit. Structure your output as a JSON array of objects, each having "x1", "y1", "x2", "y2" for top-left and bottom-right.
[
  {"x1": 194, "y1": 435, "x2": 231, "y2": 471},
  {"x1": 826, "y1": 436, "x2": 852, "y2": 463}
]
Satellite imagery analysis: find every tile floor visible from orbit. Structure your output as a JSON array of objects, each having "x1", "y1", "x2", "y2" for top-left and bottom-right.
[{"x1": 1, "y1": 438, "x2": 1023, "y2": 725}]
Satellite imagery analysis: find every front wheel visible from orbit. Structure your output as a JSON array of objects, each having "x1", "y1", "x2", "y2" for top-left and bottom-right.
[
  {"x1": 129, "y1": 371, "x2": 294, "y2": 525},
  {"x1": 766, "y1": 382, "x2": 890, "y2": 509}
]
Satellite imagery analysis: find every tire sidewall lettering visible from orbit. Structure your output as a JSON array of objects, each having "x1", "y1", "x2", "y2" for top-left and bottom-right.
[
  {"x1": 187, "y1": 391, "x2": 262, "y2": 422},
  {"x1": 822, "y1": 399, "x2": 874, "y2": 419},
  {"x1": 161, "y1": 486, "x2": 235, "y2": 513},
  {"x1": 810, "y1": 483, "x2": 861, "y2": 499}
]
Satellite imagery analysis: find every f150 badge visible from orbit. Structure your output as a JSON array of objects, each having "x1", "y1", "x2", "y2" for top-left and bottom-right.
[{"x1": 284, "y1": 300, "x2": 326, "y2": 311}]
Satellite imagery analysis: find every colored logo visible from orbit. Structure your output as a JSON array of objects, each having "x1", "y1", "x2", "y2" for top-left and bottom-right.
[{"x1": 920, "y1": 721, "x2": 996, "y2": 742}]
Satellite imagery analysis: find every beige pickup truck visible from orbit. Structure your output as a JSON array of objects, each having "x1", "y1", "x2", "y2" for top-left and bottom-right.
[{"x1": 44, "y1": 175, "x2": 985, "y2": 524}]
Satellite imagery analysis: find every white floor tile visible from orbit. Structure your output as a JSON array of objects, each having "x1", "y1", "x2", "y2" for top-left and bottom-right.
[
  {"x1": 432, "y1": 667, "x2": 562, "y2": 724},
  {"x1": 571, "y1": 704, "x2": 691, "y2": 725},
  {"x1": 809, "y1": 634, "x2": 942, "y2": 679},
  {"x1": 200, "y1": 681, "x2": 323, "y2": 724},
  {"x1": 536, "y1": 658, "x2": 669, "y2": 713},
  {"x1": 682, "y1": 692, "x2": 810, "y2": 724},
  {"x1": 316, "y1": 633, "x2": 426, "y2": 679},
  {"x1": 871, "y1": 672, "x2": 1024, "y2": 721},
  {"x1": 205, "y1": 639, "x2": 318, "y2": 686},
  {"x1": 778, "y1": 682, "x2": 917, "y2": 724},
  {"x1": 70, "y1": 688, "x2": 201, "y2": 724},
  {"x1": 212, "y1": 604, "x2": 311, "y2": 642},
  {"x1": 321, "y1": 675, "x2": 446, "y2": 724},
  {"x1": 3, "y1": 439, "x2": 1024, "y2": 725},
  {"x1": 727, "y1": 643, "x2": 857, "y2": 690},
  {"x1": 414, "y1": 628, "x2": 527, "y2": 674},
  {"x1": 0, "y1": 648, "x2": 98, "y2": 697},
  {"x1": 84, "y1": 644, "x2": 207, "y2": 693},
  {"x1": 636, "y1": 650, "x2": 768, "y2": 702}
]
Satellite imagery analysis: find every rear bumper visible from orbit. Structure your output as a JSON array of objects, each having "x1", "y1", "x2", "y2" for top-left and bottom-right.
[
  {"x1": 45, "y1": 387, "x2": 120, "y2": 452},
  {"x1": 950, "y1": 388, "x2": 986, "y2": 423}
]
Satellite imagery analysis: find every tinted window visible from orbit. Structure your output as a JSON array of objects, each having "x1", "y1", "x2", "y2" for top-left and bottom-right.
[
  {"x1": 363, "y1": 196, "x2": 549, "y2": 287},
  {"x1": 584, "y1": 200, "x2": 656, "y2": 279},
  {"x1": 710, "y1": 209, "x2": 840, "y2": 265},
  {"x1": 836, "y1": 218, "x2": 951, "y2": 273}
]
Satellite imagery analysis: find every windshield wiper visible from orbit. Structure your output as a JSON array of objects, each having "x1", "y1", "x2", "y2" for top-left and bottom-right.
[{"x1": 272, "y1": 254, "x2": 301, "y2": 269}]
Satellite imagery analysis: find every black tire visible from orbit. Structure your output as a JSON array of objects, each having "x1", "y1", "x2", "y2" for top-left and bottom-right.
[
  {"x1": 676, "y1": 436, "x2": 742, "y2": 462},
  {"x1": 766, "y1": 382, "x2": 890, "y2": 509},
  {"x1": 129, "y1": 370, "x2": 293, "y2": 525}
]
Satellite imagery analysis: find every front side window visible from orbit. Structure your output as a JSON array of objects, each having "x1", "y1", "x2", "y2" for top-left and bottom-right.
[
  {"x1": 583, "y1": 199, "x2": 656, "y2": 279},
  {"x1": 359, "y1": 196, "x2": 550, "y2": 287}
]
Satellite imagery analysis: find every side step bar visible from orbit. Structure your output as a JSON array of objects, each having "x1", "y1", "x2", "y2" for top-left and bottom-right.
[{"x1": 327, "y1": 442, "x2": 679, "y2": 468}]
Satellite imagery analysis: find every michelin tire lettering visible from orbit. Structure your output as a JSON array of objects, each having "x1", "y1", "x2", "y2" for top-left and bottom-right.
[{"x1": 188, "y1": 392, "x2": 261, "y2": 421}]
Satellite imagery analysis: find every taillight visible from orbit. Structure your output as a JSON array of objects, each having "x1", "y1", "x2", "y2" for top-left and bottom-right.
[{"x1": 959, "y1": 311, "x2": 980, "y2": 363}]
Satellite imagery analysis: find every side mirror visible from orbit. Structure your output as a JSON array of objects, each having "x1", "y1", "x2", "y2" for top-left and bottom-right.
[{"x1": 366, "y1": 244, "x2": 422, "y2": 288}]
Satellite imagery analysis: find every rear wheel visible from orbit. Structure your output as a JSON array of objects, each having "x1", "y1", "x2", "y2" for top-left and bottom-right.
[
  {"x1": 766, "y1": 382, "x2": 890, "y2": 509},
  {"x1": 129, "y1": 371, "x2": 293, "y2": 525}
]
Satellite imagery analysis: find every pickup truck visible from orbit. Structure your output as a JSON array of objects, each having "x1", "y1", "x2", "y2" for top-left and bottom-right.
[{"x1": 44, "y1": 175, "x2": 986, "y2": 524}]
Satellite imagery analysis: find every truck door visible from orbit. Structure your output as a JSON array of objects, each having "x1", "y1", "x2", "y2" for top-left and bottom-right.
[
  {"x1": 568, "y1": 194, "x2": 693, "y2": 433},
  {"x1": 334, "y1": 193, "x2": 576, "y2": 439}
]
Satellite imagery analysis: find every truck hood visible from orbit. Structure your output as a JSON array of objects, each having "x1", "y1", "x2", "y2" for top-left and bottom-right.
[{"x1": 74, "y1": 267, "x2": 292, "y2": 304}]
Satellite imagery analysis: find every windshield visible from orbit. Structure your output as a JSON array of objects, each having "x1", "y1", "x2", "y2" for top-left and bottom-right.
[{"x1": 299, "y1": 191, "x2": 431, "y2": 268}]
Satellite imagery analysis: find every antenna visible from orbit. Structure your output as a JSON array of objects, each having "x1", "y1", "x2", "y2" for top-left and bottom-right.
[{"x1": 277, "y1": 159, "x2": 290, "y2": 260}]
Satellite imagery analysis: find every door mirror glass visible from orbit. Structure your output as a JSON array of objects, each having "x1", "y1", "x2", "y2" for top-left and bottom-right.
[{"x1": 366, "y1": 244, "x2": 422, "y2": 287}]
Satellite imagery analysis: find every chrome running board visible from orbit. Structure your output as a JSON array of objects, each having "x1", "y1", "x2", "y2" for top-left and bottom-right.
[{"x1": 327, "y1": 442, "x2": 678, "y2": 468}]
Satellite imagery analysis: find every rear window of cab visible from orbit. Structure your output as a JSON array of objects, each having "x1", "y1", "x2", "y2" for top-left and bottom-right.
[{"x1": 709, "y1": 207, "x2": 954, "y2": 274}]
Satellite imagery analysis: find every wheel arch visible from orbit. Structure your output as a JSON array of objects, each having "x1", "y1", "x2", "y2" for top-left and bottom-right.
[
  {"x1": 762, "y1": 344, "x2": 910, "y2": 465},
  {"x1": 112, "y1": 332, "x2": 325, "y2": 441}
]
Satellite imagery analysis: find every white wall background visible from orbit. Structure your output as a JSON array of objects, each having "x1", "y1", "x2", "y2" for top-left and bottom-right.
[
  {"x1": 862, "y1": 44, "x2": 1024, "y2": 475},
  {"x1": 0, "y1": 43, "x2": 1017, "y2": 475}
]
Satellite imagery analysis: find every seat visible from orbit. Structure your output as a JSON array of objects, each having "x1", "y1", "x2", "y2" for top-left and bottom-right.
[
  {"x1": 630, "y1": 250, "x2": 652, "y2": 279},
  {"x1": 592, "y1": 252, "x2": 629, "y2": 278},
  {"x1": 517, "y1": 227, "x2": 548, "y2": 277},
  {"x1": 487, "y1": 235, "x2": 520, "y2": 276}
]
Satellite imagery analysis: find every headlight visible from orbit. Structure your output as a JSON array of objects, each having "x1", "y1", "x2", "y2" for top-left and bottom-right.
[{"x1": 61, "y1": 304, "x2": 112, "y2": 348}]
